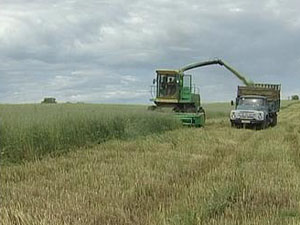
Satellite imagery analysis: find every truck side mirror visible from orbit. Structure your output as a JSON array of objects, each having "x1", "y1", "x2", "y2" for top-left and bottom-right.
[
  {"x1": 153, "y1": 79, "x2": 156, "y2": 84},
  {"x1": 231, "y1": 100, "x2": 234, "y2": 106}
]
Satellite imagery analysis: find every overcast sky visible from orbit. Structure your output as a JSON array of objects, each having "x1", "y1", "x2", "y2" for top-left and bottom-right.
[{"x1": 0, "y1": 0, "x2": 299, "y2": 104}]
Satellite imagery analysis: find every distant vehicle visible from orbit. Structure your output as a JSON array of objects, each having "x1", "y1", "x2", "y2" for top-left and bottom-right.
[
  {"x1": 41, "y1": 97, "x2": 57, "y2": 104},
  {"x1": 230, "y1": 84, "x2": 281, "y2": 129}
]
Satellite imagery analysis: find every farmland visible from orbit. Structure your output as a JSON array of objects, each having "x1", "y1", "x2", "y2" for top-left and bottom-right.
[{"x1": 1, "y1": 101, "x2": 300, "y2": 225}]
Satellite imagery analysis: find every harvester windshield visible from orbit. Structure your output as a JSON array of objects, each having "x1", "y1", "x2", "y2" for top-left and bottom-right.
[{"x1": 156, "y1": 71, "x2": 179, "y2": 98}]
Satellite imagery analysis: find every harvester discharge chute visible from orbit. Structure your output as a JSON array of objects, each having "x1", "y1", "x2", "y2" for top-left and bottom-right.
[{"x1": 149, "y1": 59, "x2": 252, "y2": 127}]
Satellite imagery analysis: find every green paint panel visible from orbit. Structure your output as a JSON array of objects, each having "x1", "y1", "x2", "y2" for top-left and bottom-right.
[
  {"x1": 180, "y1": 87, "x2": 192, "y2": 101},
  {"x1": 174, "y1": 112, "x2": 205, "y2": 127}
]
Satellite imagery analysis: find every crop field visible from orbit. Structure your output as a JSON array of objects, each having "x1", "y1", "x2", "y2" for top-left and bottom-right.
[
  {"x1": 1, "y1": 101, "x2": 300, "y2": 225},
  {"x1": 0, "y1": 104, "x2": 180, "y2": 164}
]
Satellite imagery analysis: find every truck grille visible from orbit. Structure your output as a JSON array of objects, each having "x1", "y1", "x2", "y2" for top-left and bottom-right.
[{"x1": 238, "y1": 112, "x2": 255, "y2": 119}]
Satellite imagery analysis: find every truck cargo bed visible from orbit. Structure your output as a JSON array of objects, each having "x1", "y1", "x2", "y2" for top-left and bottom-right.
[
  {"x1": 237, "y1": 83, "x2": 281, "y2": 112},
  {"x1": 238, "y1": 84, "x2": 280, "y2": 101}
]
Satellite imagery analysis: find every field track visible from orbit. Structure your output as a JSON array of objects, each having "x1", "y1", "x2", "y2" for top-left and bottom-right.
[{"x1": 1, "y1": 102, "x2": 300, "y2": 225}]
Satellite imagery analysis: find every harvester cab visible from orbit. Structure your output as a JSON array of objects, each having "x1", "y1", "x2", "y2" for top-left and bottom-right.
[
  {"x1": 156, "y1": 70, "x2": 179, "y2": 100},
  {"x1": 153, "y1": 70, "x2": 200, "y2": 112}
]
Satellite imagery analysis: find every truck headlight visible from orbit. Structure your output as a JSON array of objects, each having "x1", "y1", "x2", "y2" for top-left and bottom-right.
[
  {"x1": 230, "y1": 111, "x2": 236, "y2": 120},
  {"x1": 256, "y1": 112, "x2": 264, "y2": 120}
]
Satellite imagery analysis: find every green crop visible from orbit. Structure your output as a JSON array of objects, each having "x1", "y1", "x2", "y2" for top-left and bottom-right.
[{"x1": 0, "y1": 104, "x2": 180, "y2": 164}]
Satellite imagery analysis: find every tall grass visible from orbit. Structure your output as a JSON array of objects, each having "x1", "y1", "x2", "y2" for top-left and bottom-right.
[
  {"x1": 0, "y1": 101, "x2": 295, "y2": 164},
  {"x1": 0, "y1": 104, "x2": 180, "y2": 164}
]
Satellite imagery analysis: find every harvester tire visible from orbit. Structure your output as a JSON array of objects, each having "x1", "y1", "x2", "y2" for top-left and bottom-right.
[
  {"x1": 199, "y1": 108, "x2": 206, "y2": 126},
  {"x1": 148, "y1": 105, "x2": 157, "y2": 111}
]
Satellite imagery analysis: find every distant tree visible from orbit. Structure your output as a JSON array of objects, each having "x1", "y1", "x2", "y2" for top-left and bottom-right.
[
  {"x1": 291, "y1": 95, "x2": 299, "y2": 101},
  {"x1": 41, "y1": 97, "x2": 57, "y2": 104}
]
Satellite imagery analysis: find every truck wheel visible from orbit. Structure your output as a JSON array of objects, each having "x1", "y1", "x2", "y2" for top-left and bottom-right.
[
  {"x1": 271, "y1": 115, "x2": 277, "y2": 127},
  {"x1": 261, "y1": 121, "x2": 267, "y2": 129}
]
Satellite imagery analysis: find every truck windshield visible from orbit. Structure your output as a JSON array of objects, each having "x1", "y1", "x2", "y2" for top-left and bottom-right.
[{"x1": 237, "y1": 98, "x2": 265, "y2": 109}]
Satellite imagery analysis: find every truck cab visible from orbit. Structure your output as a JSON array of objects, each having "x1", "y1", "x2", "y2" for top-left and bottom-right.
[
  {"x1": 230, "y1": 96, "x2": 269, "y2": 128},
  {"x1": 230, "y1": 84, "x2": 280, "y2": 129}
]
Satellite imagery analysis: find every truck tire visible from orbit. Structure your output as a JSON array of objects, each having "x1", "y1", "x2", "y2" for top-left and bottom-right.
[
  {"x1": 259, "y1": 120, "x2": 267, "y2": 130},
  {"x1": 271, "y1": 114, "x2": 277, "y2": 127},
  {"x1": 264, "y1": 120, "x2": 268, "y2": 129}
]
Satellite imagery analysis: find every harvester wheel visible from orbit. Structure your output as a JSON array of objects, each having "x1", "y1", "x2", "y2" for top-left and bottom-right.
[
  {"x1": 147, "y1": 105, "x2": 157, "y2": 111},
  {"x1": 199, "y1": 107, "x2": 206, "y2": 126}
]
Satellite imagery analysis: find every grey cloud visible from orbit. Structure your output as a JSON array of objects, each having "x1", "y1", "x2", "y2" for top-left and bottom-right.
[{"x1": 0, "y1": 0, "x2": 299, "y2": 103}]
